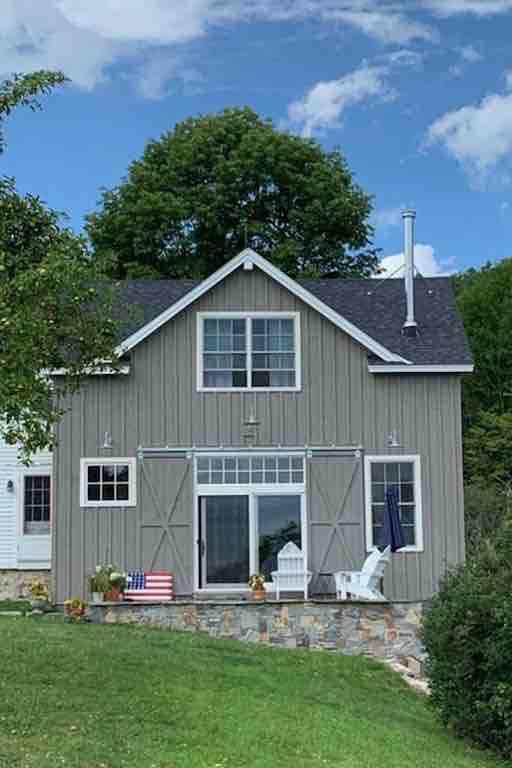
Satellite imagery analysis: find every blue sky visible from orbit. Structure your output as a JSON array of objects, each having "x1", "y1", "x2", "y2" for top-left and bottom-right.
[{"x1": 2, "y1": 1, "x2": 512, "y2": 276}]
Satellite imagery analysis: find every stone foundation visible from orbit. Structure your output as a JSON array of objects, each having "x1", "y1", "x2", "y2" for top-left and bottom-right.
[
  {"x1": 88, "y1": 599, "x2": 425, "y2": 665},
  {"x1": 0, "y1": 570, "x2": 51, "y2": 601}
]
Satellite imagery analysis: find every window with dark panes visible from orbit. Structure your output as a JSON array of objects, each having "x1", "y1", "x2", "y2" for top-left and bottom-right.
[
  {"x1": 202, "y1": 318, "x2": 247, "y2": 388},
  {"x1": 86, "y1": 463, "x2": 131, "y2": 503},
  {"x1": 251, "y1": 318, "x2": 295, "y2": 388},
  {"x1": 24, "y1": 475, "x2": 51, "y2": 535},
  {"x1": 370, "y1": 461, "x2": 416, "y2": 547}
]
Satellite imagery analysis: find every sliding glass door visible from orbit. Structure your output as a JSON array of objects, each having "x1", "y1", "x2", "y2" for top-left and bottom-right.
[{"x1": 200, "y1": 495, "x2": 250, "y2": 587}]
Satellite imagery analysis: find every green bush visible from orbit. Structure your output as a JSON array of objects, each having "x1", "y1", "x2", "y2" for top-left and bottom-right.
[
  {"x1": 464, "y1": 483, "x2": 508, "y2": 554},
  {"x1": 422, "y1": 532, "x2": 512, "y2": 757}
]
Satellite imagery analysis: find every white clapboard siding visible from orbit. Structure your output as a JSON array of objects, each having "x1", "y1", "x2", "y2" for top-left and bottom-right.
[
  {"x1": 0, "y1": 437, "x2": 18, "y2": 568},
  {"x1": 0, "y1": 437, "x2": 53, "y2": 569}
]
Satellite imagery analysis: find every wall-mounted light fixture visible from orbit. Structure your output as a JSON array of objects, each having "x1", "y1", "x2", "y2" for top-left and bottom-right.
[
  {"x1": 6, "y1": 479, "x2": 14, "y2": 493},
  {"x1": 388, "y1": 430, "x2": 401, "y2": 448},
  {"x1": 103, "y1": 431, "x2": 112, "y2": 450}
]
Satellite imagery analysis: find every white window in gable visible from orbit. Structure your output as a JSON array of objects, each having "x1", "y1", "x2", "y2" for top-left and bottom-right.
[
  {"x1": 198, "y1": 313, "x2": 299, "y2": 391},
  {"x1": 196, "y1": 455, "x2": 304, "y2": 485},
  {"x1": 364, "y1": 456, "x2": 423, "y2": 552},
  {"x1": 80, "y1": 458, "x2": 136, "y2": 507}
]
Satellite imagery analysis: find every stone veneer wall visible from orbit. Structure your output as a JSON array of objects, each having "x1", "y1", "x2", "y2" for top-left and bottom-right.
[
  {"x1": 0, "y1": 570, "x2": 51, "y2": 600},
  {"x1": 88, "y1": 600, "x2": 425, "y2": 663}
]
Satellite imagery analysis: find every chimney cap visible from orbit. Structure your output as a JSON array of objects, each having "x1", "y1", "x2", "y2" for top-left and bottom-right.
[{"x1": 402, "y1": 208, "x2": 416, "y2": 219}]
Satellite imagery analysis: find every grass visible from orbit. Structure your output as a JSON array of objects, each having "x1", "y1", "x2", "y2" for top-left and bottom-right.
[
  {"x1": 0, "y1": 618, "x2": 506, "y2": 768},
  {"x1": 0, "y1": 599, "x2": 31, "y2": 612}
]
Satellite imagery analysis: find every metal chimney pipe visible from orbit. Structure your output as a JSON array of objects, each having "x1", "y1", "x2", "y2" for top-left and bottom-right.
[{"x1": 402, "y1": 209, "x2": 418, "y2": 337}]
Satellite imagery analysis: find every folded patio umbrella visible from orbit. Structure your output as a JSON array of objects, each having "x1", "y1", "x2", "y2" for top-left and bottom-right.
[{"x1": 379, "y1": 485, "x2": 405, "y2": 552}]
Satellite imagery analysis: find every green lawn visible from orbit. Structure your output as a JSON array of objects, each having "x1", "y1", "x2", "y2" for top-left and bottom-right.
[{"x1": 0, "y1": 618, "x2": 505, "y2": 768}]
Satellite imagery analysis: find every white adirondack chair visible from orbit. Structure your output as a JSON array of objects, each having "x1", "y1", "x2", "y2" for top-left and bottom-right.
[
  {"x1": 334, "y1": 546, "x2": 391, "y2": 601},
  {"x1": 271, "y1": 542, "x2": 312, "y2": 600}
]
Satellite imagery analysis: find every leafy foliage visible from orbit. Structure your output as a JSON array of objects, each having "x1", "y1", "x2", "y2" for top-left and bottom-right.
[
  {"x1": 0, "y1": 178, "x2": 119, "y2": 459},
  {"x1": 0, "y1": 71, "x2": 67, "y2": 153},
  {"x1": 463, "y1": 411, "x2": 512, "y2": 494},
  {"x1": 87, "y1": 107, "x2": 378, "y2": 279},
  {"x1": 422, "y1": 530, "x2": 512, "y2": 758},
  {"x1": 455, "y1": 259, "x2": 512, "y2": 427},
  {"x1": 464, "y1": 482, "x2": 508, "y2": 555}
]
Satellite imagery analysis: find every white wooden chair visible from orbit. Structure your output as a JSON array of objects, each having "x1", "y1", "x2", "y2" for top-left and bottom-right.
[
  {"x1": 334, "y1": 546, "x2": 391, "y2": 601},
  {"x1": 271, "y1": 542, "x2": 312, "y2": 600}
]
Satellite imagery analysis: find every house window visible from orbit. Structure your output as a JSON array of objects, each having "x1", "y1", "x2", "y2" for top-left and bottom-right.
[
  {"x1": 196, "y1": 455, "x2": 304, "y2": 485},
  {"x1": 364, "y1": 456, "x2": 423, "y2": 552},
  {"x1": 196, "y1": 454, "x2": 306, "y2": 589},
  {"x1": 80, "y1": 458, "x2": 136, "y2": 507},
  {"x1": 23, "y1": 475, "x2": 51, "y2": 535},
  {"x1": 198, "y1": 313, "x2": 300, "y2": 391}
]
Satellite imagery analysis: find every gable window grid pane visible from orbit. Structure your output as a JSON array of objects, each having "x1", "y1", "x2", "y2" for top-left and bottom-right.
[
  {"x1": 251, "y1": 317, "x2": 295, "y2": 388},
  {"x1": 370, "y1": 461, "x2": 416, "y2": 547},
  {"x1": 203, "y1": 318, "x2": 247, "y2": 388}
]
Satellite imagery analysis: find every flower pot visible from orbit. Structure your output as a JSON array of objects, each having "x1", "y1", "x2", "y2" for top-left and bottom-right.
[
  {"x1": 104, "y1": 586, "x2": 122, "y2": 602},
  {"x1": 30, "y1": 599, "x2": 49, "y2": 612},
  {"x1": 252, "y1": 589, "x2": 266, "y2": 602},
  {"x1": 91, "y1": 592, "x2": 104, "y2": 604}
]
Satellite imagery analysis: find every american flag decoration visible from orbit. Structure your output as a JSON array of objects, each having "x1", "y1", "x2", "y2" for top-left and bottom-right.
[{"x1": 124, "y1": 571, "x2": 174, "y2": 602}]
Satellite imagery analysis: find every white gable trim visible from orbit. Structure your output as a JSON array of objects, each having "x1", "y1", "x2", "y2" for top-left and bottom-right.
[
  {"x1": 116, "y1": 249, "x2": 410, "y2": 364},
  {"x1": 368, "y1": 364, "x2": 474, "y2": 374}
]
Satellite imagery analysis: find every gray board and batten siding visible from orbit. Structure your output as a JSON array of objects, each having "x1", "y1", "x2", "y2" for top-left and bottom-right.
[{"x1": 53, "y1": 265, "x2": 465, "y2": 603}]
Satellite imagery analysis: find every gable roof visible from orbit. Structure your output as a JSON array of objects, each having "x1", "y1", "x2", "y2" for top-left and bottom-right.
[
  {"x1": 113, "y1": 249, "x2": 473, "y2": 372},
  {"x1": 116, "y1": 249, "x2": 408, "y2": 364}
]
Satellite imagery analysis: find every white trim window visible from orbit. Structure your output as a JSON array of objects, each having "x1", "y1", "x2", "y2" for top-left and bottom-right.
[
  {"x1": 364, "y1": 455, "x2": 423, "y2": 553},
  {"x1": 80, "y1": 458, "x2": 137, "y2": 507},
  {"x1": 195, "y1": 453, "x2": 306, "y2": 590},
  {"x1": 22, "y1": 474, "x2": 51, "y2": 536},
  {"x1": 197, "y1": 312, "x2": 301, "y2": 391}
]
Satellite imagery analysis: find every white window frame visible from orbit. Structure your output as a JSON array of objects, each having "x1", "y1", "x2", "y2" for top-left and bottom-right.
[
  {"x1": 80, "y1": 457, "x2": 137, "y2": 508},
  {"x1": 364, "y1": 454, "x2": 423, "y2": 553},
  {"x1": 196, "y1": 311, "x2": 301, "y2": 392},
  {"x1": 194, "y1": 452, "x2": 307, "y2": 592}
]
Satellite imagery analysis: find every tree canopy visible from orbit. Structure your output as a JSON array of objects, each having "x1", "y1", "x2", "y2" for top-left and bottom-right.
[
  {"x1": 455, "y1": 258, "x2": 512, "y2": 427},
  {"x1": 86, "y1": 107, "x2": 378, "y2": 279},
  {"x1": 0, "y1": 72, "x2": 119, "y2": 459}
]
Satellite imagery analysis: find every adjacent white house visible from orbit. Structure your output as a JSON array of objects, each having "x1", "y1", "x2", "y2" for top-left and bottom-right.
[{"x1": 0, "y1": 436, "x2": 52, "y2": 596}]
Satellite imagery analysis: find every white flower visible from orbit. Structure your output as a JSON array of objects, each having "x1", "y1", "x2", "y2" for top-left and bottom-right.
[{"x1": 95, "y1": 565, "x2": 101, "y2": 573}]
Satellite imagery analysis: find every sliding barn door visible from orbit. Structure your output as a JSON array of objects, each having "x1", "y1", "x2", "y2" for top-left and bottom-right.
[
  {"x1": 308, "y1": 452, "x2": 365, "y2": 581},
  {"x1": 138, "y1": 455, "x2": 193, "y2": 595}
]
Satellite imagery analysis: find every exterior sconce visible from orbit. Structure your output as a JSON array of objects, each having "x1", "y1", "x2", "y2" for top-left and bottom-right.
[
  {"x1": 103, "y1": 431, "x2": 112, "y2": 449},
  {"x1": 388, "y1": 430, "x2": 401, "y2": 448},
  {"x1": 6, "y1": 479, "x2": 14, "y2": 493}
]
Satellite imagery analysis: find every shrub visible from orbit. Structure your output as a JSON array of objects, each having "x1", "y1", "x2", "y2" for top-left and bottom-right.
[
  {"x1": 421, "y1": 530, "x2": 512, "y2": 757},
  {"x1": 464, "y1": 483, "x2": 508, "y2": 554}
]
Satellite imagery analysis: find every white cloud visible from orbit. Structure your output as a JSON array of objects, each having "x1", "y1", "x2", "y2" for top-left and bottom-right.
[
  {"x1": 325, "y1": 8, "x2": 437, "y2": 44},
  {"x1": 378, "y1": 244, "x2": 453, "y2": 278},
  {"x1": 427, "y1": 75, "x2": 512, "y2": 177},
  {"x1": 424, "y1": 0, "x2": 512, "y2": 14},
  {"x1": 448, "y1": 44, "x2": 483, "y2": 77},
  {"x1": 0, "y1": 1, "x2": 442, "y2": 98},
  {"x1": 287, "y1": 63, "x2": 396, "y2": 137}
]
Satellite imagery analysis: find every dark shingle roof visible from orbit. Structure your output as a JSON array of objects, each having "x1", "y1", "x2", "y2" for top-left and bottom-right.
[{"x1": 115, "y1": 275, "x2": 472, "y2": 367}]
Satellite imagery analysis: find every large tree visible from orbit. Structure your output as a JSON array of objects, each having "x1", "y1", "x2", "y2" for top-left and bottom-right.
[
  {"x1": 86, "y1": 107, "x2": 378, "y2": 279},
  {"x1": 0, "y1": 72, "x2": 119, "y2": 459},
  {"x1": 455, "y1": 258, "x2": 512, "y2": 427}
]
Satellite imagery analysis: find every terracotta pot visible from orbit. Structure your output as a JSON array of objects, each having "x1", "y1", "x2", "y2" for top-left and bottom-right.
[
  {"x1": 104, "y1": 586, "x2": 122, "y2": 602},
  {"x1": 252, "y1": 589, "x2": 266, "y2": 601}
]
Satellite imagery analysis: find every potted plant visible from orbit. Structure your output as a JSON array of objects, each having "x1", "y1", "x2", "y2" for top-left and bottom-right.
[
  {"x1": 248, "y1": 574, "x2": 266, "y2": 601},
  {"x1": 64, "y1": 597, "x2": 88, "y2": 622},
  {"x1": 104, "y1": 568, "x2": 126, "y2": 602},
  {"x1": 88, "y1": 566, "x2": 109, "y2": 603},
  {"x1": 27, "y1": 578, "x2": 51, "y2": 611}
]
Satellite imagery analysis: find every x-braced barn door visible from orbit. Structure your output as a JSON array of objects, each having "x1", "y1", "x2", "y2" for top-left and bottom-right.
[
  {"x1": 139, "y1": 455, "x2": 193, "y2": 594},
  {"x1": 308, "y1": 452, "x2": 365, "y2": 588}
]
